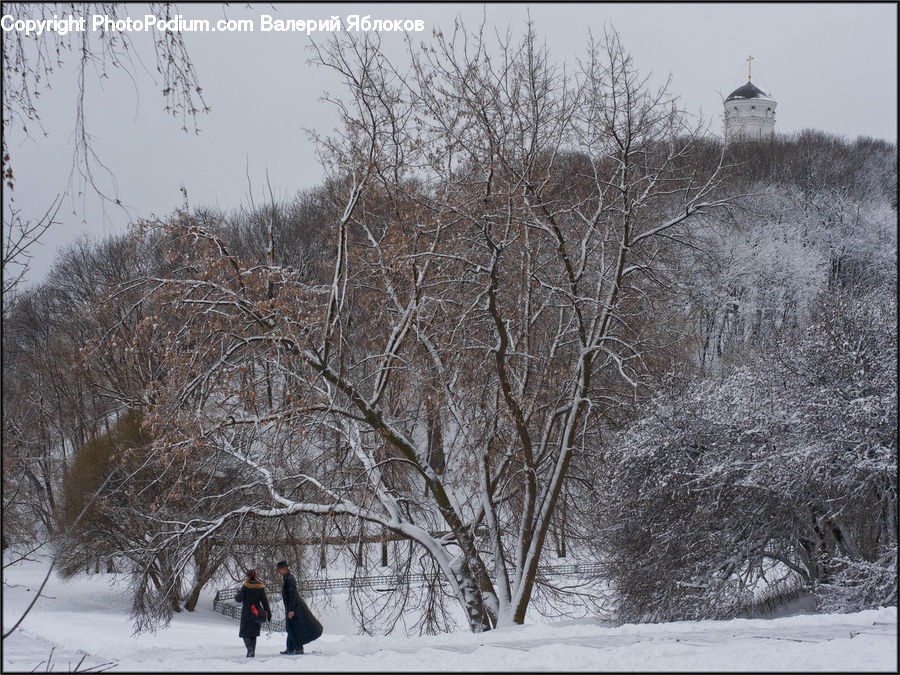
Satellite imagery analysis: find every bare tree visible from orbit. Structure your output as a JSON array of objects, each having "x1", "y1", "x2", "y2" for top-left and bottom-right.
[
  {"x1": 1, "y1": 1, "x2": 208, "y2": 303},
  {"x1": 109, "y1": 24, "x2": 734, "y2": 633},
  {"x1": 2, "y1": 2, "x2": 207, "y2": 194},
  {"x1": 2, "y1": 201, "x2": 62, "y2": 301}
]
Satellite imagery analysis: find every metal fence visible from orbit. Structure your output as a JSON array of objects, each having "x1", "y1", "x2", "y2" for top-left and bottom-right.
[
  {"x1": 212, "y1": 562, "x2": 603, "y2": 630},
  {"x1": 213, "y1": 590, "x2": 287, "y2": 632}
]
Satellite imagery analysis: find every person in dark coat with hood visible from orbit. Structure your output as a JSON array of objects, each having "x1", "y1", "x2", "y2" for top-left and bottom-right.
[
  {"x1": 276, "y1": 560, "x2": 323, "y2": 655},
  {"x1": 234, "y1": 568, "x2": 271, "y2": 657}
]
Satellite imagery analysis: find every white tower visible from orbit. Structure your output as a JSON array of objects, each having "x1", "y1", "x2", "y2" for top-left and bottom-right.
[{"x1": 724, "y1": 55, "x2": 776, "y2": 142}]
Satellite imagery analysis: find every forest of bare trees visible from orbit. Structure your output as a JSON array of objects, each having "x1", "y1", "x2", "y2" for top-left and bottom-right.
[{"x1": 2, "y1": 23, "x2": 896, "y2": 636}]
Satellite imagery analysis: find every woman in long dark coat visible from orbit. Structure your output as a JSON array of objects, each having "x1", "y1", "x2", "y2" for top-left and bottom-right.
[{"x1": 234, "y1": 569, "x2": 271, "y2": 657}]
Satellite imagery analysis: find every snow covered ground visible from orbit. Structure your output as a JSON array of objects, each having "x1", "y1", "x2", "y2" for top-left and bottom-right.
[{"x1": 2, "y1": 554, "x2": 896, "y2": 672}]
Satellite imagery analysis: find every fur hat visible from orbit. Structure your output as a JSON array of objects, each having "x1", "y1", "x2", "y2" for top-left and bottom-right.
[{"x1": 276, "y1": 560, "x2": 288, "y2": 569}]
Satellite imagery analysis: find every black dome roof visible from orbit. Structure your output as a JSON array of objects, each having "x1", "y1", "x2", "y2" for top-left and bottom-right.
[{"x1": 726, "y1": 82, "x2": 768, "y2": 101}]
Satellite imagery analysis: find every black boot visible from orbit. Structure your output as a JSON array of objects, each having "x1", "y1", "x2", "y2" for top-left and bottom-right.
[{"x1": 244, "y1": 637, "x2": 256, "y2": 657}]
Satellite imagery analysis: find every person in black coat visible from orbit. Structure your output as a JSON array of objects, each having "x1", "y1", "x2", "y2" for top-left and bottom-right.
[
  {"x1": 233, "y1": 568, "x2": 271, "y2": 657},
  {"x1": 276, "y1": 560, "x2": 322, "y2": 655}
]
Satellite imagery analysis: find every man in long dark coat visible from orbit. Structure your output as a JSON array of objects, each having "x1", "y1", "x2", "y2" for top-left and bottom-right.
[
  {"x1": 234, "y1": 568, "x2": 271, "y2": 657},
  {"x1": 276, "y1": 560, "x2": 323, "y2": 655}
]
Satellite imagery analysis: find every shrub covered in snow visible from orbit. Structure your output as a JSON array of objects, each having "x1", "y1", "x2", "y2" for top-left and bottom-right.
[{"x1": 588, "y1": 288, "x2": 897, "y2": 621}]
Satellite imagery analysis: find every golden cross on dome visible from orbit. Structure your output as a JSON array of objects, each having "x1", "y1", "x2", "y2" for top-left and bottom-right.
[{"x1": 746, "y1": 55, "x2": 753, "y2": 82}]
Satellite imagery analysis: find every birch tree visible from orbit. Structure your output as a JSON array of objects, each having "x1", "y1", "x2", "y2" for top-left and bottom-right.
[{"x1": 116, "y1": 24, "x2": 734, "y2": 632}]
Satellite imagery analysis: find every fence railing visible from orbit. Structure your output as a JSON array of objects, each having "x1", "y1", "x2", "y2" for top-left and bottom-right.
[
  {"x1": 212, "y1": 561, "x2": 603, "y2": 630},
  {"x1": 213, "y1": 590, "x2": 288, "y2": 632}
]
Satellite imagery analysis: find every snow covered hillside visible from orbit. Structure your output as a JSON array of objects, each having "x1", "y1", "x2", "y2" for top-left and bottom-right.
[{"x1": 2, "y1": 555, "x2": 896, "y2": 672}]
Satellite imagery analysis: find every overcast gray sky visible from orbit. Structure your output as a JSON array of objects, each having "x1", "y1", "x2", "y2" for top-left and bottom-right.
[{"x1": 4, "y1": 2, "x2": 897, "y2": 285}]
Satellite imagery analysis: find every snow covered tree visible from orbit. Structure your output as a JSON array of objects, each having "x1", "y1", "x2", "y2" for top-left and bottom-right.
[
  {"x1": 676, "y1": 133, "x2": 897, "y2": 375},
  {"x1": 589, "y1": 285, "x2": 897, "y2": 620},
  {"x1": 110, "y1": 24, "x2": 733, "y2": 632}
]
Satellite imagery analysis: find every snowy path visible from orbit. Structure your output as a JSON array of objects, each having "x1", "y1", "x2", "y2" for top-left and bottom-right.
[{"x1": 2, "y1": 556, "x2": 896, "y2": 672}]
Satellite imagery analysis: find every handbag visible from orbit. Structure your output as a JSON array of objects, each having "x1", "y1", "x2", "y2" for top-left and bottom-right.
[{"x1": 250, "y1": 599, "x2": 268, "y2": 623}]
